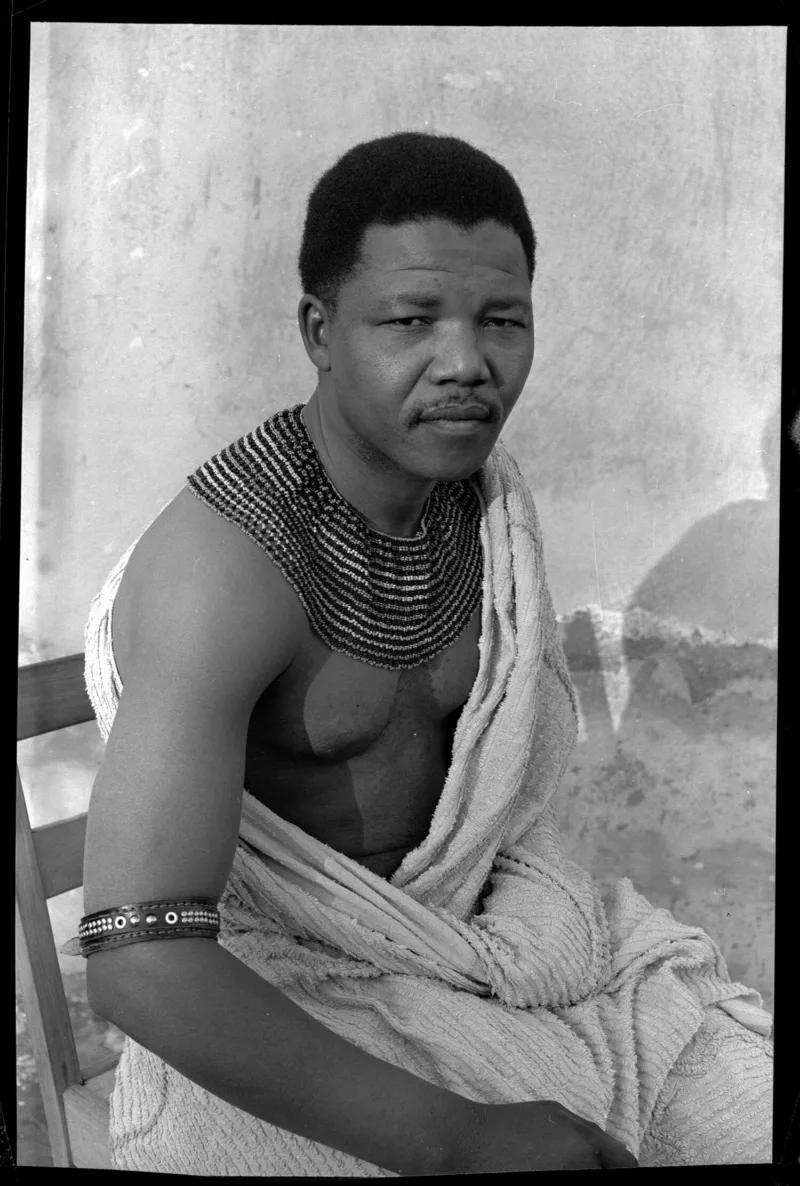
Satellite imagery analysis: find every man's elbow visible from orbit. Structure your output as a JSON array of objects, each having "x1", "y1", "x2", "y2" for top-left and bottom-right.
[
  {"x1": 86, "y1": 935, "x2": 220, "y2": 1028},
  {"x1": 86, "y1": 952, "x2": 128, "y2": 1025},
  {"x1": 85, "y1": 943, "x2": 160, "y2": 1027}
]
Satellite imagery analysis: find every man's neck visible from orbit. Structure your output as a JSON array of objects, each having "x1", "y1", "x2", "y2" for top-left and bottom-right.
[{"x1": 302, "y1": 392, "x2": 435, "y2": 539}]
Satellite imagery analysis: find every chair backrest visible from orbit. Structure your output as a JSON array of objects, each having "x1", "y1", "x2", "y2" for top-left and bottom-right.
[{"x1": 16, "y1": 653, "x2": 106, "y2": 1166}]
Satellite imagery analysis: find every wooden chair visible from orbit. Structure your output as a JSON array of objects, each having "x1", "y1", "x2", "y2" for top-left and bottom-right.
[{"x1": 16, "y1": 653, "x2": 117, "y2": 1169}]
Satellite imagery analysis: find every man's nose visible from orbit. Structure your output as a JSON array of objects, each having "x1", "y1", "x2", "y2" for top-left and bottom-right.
[{"x1": 428, "y1": 324, "x2": 491, "y2": 386}]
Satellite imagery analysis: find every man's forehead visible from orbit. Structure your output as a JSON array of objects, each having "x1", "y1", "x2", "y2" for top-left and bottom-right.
[{"x1": 357, "y1": 218, "x2": 529, "y2": 283}]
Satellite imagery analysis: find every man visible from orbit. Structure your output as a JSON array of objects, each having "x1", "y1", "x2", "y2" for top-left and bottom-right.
[{"x1": 73, "y1": 132, "x2": 772, "y2": 1174}]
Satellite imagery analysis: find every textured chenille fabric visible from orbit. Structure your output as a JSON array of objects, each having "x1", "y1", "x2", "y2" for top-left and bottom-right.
[
  {"x1": 81, "y1": 433, "x2": 773, "y2": 1174},
  {"x1": 186, "y1": 403, "x2": 483, "y2": 669}
]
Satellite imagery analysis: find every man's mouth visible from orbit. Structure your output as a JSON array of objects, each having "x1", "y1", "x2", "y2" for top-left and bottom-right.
[{"x1": 419, "y1": 403, "x2": 492, "y2": 422}]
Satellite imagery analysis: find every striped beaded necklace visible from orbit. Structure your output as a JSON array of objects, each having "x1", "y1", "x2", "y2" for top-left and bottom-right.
[{"x1": 186, "y1": 403, "x2": 484, "y2": 670}]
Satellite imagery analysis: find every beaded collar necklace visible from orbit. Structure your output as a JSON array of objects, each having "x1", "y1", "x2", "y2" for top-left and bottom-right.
[{"x1": 186, "y1": 403, "x2": 484, "y2": 670}]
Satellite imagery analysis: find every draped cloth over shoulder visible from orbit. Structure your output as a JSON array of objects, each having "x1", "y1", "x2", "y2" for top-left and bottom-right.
[{"x1": 82, "y1": 439, "x2": 773, "y2": 1176}]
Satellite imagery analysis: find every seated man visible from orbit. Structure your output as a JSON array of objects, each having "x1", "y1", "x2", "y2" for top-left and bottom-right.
[{"x1": 71, "y1": 132, "x2": 772, "y2": 1175}]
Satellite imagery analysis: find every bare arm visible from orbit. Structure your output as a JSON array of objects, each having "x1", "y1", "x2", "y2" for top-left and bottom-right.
[{"x1": 83, "y1": 497, "x2": 473, "y2": 1176}]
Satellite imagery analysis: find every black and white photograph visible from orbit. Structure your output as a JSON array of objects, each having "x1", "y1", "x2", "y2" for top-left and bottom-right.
[{"x1": 15, "y1": 24, "x2": 786, "y2": 1171}]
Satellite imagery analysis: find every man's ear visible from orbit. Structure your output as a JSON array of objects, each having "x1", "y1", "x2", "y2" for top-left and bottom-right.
[{"x1": 298, "y1": 295, "x2": 332, "y2": 371}]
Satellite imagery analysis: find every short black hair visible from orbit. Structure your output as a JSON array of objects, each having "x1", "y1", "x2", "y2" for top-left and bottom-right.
[{"x1": 298, "y1": 131, "x2": 536, "y2": 316}]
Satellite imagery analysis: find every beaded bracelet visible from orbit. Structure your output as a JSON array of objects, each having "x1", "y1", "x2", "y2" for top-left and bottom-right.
[{"x1": 73, "y1": 898, "x2": 220, "y2": 957}]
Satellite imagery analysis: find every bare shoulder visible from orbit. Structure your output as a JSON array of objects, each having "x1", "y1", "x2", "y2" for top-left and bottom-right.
[
  {"x1": 113, "y1": 486, "x2": 306, "y2": 706},
  {"x1": 83, "y1": 486, "x2": 308, "y2": 919}
]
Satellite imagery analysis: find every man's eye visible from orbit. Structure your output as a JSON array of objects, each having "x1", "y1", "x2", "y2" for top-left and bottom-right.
[{"x1": 385, "y1": 316, "x2": 523, "y2": 328}]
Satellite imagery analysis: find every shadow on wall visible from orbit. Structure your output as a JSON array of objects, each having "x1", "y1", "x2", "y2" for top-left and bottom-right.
[
  {"x1": 629, "y1": 408, "x2": 780, "y2": 643},
  {"x1": 556, "y1": 409, "x2": 778, "y2": 1013}
]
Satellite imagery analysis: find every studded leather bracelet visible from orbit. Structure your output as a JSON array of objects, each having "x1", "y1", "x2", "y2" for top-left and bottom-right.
[{"x1": 73, "y1": 898, "x2": 220, "y2": 957}]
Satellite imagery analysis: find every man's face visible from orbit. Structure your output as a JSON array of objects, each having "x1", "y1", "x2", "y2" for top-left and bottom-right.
[{"x1": 321, "y1": 218, "x2": 534, "y2": 482}]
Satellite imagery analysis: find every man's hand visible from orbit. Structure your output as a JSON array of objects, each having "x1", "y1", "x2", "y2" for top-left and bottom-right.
[{"x1": 452, "y1": 1099, "x2": 639, "y2": 1173}]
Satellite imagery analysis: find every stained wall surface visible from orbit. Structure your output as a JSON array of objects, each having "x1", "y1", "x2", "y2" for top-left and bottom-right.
[{"x1": 21, "y1": 26, "x2": 781, "y2": 1024}]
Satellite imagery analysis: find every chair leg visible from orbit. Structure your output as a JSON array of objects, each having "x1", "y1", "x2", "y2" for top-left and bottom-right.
[
  {"x1": 15, "y1": 906, "x2": 74, "y2": 1166},
  {"x1": 16, "y1": 771, "x2": 82, "y2": 1166}
]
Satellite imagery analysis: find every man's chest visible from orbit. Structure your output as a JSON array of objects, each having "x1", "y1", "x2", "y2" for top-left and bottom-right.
[{"x1": 247, "y1": 604, "x2": 482, "y2": 763}]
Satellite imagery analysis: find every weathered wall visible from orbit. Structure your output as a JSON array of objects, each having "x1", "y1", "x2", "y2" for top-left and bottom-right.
[{"x1": 21, "y1": 26, "x2": 781, "y2": 1018}]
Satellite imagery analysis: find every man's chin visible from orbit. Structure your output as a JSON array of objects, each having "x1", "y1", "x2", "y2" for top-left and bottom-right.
[{"x1": 413, "y1": 439, "x2": 498, "y2": 483}]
